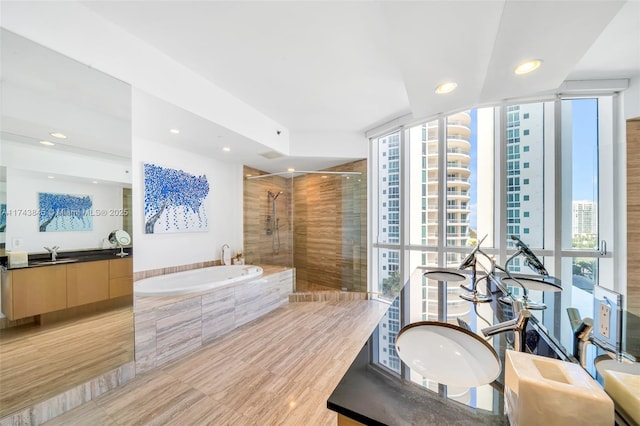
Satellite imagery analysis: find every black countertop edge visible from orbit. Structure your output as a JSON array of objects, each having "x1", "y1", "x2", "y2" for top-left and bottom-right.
[
  {"x1": 1, "y1": 247, "x2": 133, "y2": 269},
  {"x1": 327, "y1": 342, "x2": 506, "y2": 426}
]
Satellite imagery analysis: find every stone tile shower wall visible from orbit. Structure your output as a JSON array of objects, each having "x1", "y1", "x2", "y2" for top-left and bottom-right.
[
  {"x1": 243, "y1": 167, "x2": 293, "y2": 267},
  {"x1": 243, "y1": 160, "x2": 367, "y2": 292},
  {"x1": 293, "y1": 160, "x2": 367, "y2": 292}
]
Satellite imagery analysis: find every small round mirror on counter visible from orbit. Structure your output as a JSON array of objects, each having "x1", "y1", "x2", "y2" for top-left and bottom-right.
[{"x1": 109, "y1": 229, "x2": 131, "y2": 257}]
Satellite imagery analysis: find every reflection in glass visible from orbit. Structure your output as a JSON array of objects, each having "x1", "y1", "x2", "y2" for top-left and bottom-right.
[
  {"x1": 376, "y1": 130, "x2": 401, "y2": 297},
  {"x1": 0, "y1": 29, "x2": 133, "y2": 418},
  {"x1": 376, "y1": 297, "x2": 401, "y2": 373}
]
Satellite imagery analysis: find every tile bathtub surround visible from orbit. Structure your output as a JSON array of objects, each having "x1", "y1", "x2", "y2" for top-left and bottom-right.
[
  {"x1": 133, "y1": 259, "x2": 221, "y2": 281},
  {"x1": 134, "y1": 269, "x2": 294, "y2": 375}
]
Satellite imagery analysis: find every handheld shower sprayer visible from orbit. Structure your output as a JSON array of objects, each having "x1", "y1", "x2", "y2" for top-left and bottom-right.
[{"x1": 267, "y1": 190, "x2": 284, "y2": 254}]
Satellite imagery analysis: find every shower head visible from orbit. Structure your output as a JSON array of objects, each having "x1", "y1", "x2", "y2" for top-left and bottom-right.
[{"x1": 269, "y1": 191, "x2": 284, "y2": 200}]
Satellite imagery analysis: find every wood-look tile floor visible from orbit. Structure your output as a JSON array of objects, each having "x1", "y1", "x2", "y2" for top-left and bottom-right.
[
  {"x1": 44, "y1": 299, "x2": 389, "y2": 426},
  {"x1": 0, "y1": 306, "x2": 134, "y2": 418}
]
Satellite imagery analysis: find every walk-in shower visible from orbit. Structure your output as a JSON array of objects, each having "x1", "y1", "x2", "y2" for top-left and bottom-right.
[
  {"x1": 267, "y1": 190, "x2": 283, "y2": 254},
  {"x1": 243, "y1": 165, "x2": 366, "y2": 293}
]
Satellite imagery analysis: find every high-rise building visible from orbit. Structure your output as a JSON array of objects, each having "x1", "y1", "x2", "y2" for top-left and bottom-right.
[
  {"x1": 377, "y1": 112, "x2": 474, "y2": 371},
  {"x1": 573, "y1": 201, "x2": 597, "y2": 236},
  {"x1": 376, "y1": 131, "x2": 401, "y2": 371},
  {"x1": 501, "y1": 104, "x2": 545, "y2": 273}
]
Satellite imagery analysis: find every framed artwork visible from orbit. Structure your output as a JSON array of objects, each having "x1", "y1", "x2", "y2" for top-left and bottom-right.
[
  {"x1": 0, "y1": 204, "x2": 6, "y2": 232},
  {"x1": 143, "y1": 163, "x2": 210, "y2": 234},
  {"x1": 38, "y1": 193, "x2": 93, "y2": 232}
]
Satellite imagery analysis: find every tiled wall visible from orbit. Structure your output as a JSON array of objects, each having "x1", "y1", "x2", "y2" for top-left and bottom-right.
[
  {"x1": 243, "y1": 160, "x2": 367, "y2": 293},
  {"x1": 243, "y1": 167, "x2": 293, "y2": 267},
  {"x1": 293, "y1": 160, "x2": 367, "y2": 292}
]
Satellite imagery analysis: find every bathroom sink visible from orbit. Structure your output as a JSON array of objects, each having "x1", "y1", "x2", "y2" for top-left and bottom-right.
[
  {"x1": 595, "y1": 355, "x2": 640, "y2": 424},
  {"x1": 30, "y1": 258, "x2": 79, "y2": 266}
]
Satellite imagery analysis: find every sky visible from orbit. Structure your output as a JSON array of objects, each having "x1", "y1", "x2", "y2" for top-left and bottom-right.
[{"x1": 571, "y1": 98, "x2": 599, "y2": 201}]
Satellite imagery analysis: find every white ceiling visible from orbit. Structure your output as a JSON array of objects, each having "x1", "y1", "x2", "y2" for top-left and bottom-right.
[
  {"x1": 2, "y1": 1, "x2": 639, "y2": 174},
  {"x1": 84, "y1": 0, "x2": 638, "y2": 121},
  {"x1": 1, "y1": 28, "x2": 131, "y2": 160}
]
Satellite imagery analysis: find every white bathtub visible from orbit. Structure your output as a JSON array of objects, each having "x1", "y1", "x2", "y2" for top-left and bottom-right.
[{"x1": 134, "y1": 265, "x2": 263, "y2": 296}]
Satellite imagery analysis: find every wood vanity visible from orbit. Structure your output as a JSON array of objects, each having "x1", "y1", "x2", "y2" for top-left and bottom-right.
[{"x1": 1, "y1": 257, "x2": 133, "y2": 321}]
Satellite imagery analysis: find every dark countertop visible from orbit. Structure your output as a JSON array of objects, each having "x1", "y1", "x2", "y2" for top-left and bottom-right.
[
  {"x1": 328, "y1": 343, "x2": 506, "y2": 426},
  {"x1": 1, "y1": 247, "x2": 132, "y2": 269},
  {"x1": 327, "y1": 266, "x2": 639, "y2": 425}
]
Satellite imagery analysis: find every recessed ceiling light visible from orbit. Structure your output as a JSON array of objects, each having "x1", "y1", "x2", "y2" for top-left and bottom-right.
[
  {"x1": 435, "y1": 81, "x2": 458, "y2": 94},
  {"x1": 169, "y1": 128, "x2": 180, "y2": 134},
  {"x1": 287, "y1": 168, "x2": 295, "y2": 172},
  {"x1": 39, "y1": 140, "x2": 55, "y2": 146},
  {"x1": 92, "y1": 181, "x2": 99, "y2": 184},
  {"x1": 514, "y1": 59, "x2": 542, "y2": 75},
  {"x1": 222, "y1": 147, "x2": 231, "y2": 152},
  {"x1": 49, "y1": 132, "x2": 67, "y2": 139},
  {"x1": 47, "y1": 176, "x2": 55, "y2": 179}
]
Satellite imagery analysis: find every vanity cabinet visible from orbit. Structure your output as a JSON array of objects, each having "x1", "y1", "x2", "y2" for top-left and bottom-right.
[
  {"x1": 1, "y1": 257, "x2": 133, "y2": 320},
  {"x1": 66, "y1": 260, "x2": 109, "y2": 307},
  {"x1": 3, "y1": 265, "x2": 67, "y2": 319},
  {"x1": 109, "y1": 257, "x2": 133, "y2": 298}
]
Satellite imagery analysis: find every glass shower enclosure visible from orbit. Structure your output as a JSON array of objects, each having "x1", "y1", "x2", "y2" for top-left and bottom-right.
[{"x1": 243, "y1": 166, "x2": 366, "y2": 293}]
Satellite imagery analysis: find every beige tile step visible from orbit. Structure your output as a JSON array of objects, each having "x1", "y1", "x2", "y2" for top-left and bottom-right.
[{"x1": 289, "y1": 291, "x2": 368, "y2": 302}]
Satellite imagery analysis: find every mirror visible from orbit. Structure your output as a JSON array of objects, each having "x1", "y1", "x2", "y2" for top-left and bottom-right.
[
  {"x1": 109, "y1": 229, "x2": 131, "y2": 257},
  {"x1": 0, "y1": 29, "x2": 133, "y2": 417}
]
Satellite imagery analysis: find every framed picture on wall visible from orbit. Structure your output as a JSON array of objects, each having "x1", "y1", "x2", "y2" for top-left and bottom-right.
[
  {"x1": 0, "y1": 203, "x2": 6, "y2": 232},
  {"x1": 143, "y1": 162, "x2": 210, "y2": 234},
  {"x1": 38, "y1": 192, "x2": 93, "y2": 232}
]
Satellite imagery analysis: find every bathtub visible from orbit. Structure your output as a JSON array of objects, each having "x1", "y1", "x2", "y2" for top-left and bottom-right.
[
  {"x1": 134, "y1": 265, "x2": 263, "y2": 296},
  {"x1": 133, "y1": 265, "x2": 293, "y2": 373}
]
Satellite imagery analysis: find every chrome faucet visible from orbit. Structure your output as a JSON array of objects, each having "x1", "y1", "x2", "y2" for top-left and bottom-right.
[
  {"x1": 482, "y1": 300, "x2": 532, "y2": 352},
  {"x1": 567, "y1": 307, "x2": 595, "y2": 368},
  {"x1": 44, "y1": 246, "x2": 60, "y2": 261}
]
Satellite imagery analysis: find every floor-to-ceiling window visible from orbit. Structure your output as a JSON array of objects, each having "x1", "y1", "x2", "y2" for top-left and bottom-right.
[{"x1": 370, "y1": 95, "x2": 617, "y2": 377}]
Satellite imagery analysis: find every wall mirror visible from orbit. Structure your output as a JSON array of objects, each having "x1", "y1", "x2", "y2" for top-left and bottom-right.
[{"x1": 0, "y1": 29, "x2": 133, "y2": 418}]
